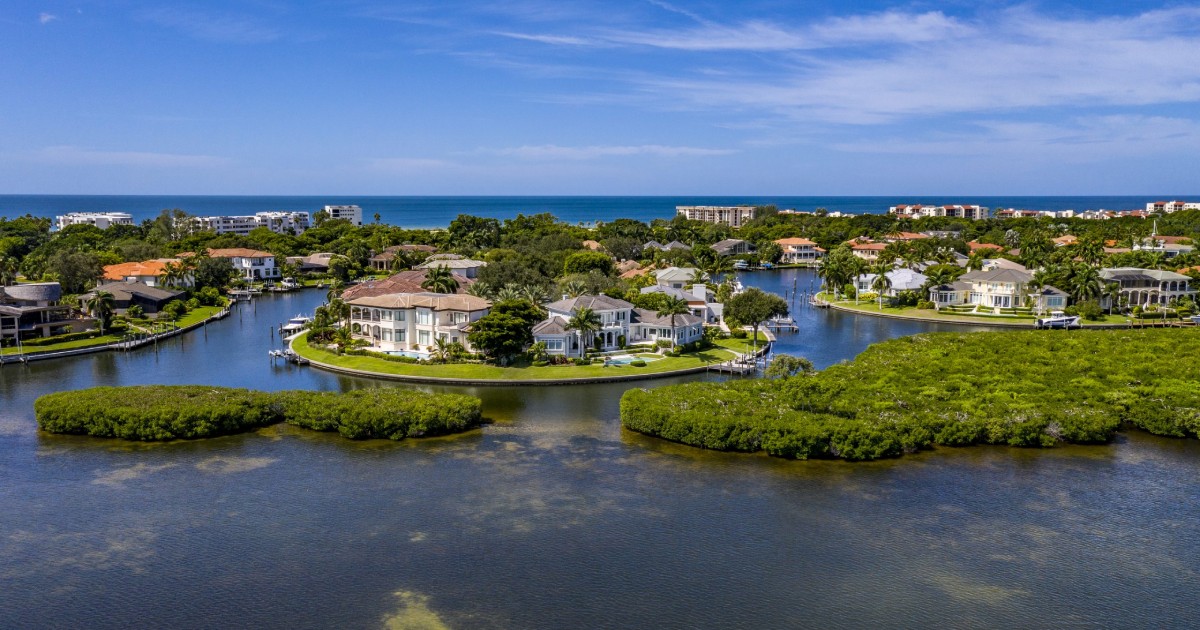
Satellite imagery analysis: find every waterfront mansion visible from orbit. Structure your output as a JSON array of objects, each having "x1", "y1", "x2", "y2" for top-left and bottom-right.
[
  {"x1": 347, "y1": 293, "x2": 491, "y2": 354},
  {"x1": 533, "y1": 294, "x2": 703, "y2": 358}
]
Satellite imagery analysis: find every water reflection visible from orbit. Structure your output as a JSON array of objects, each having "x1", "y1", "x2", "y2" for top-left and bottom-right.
[{"x1": 2, "y1": 282, "x2": 1200, "y2": 628}]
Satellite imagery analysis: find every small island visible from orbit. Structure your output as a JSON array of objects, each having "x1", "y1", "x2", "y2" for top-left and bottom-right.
[
  {"x1": 620, "y1": 328, "x2": 1200, "y2": 461},
  {"x1": 34, "y1": 385, "x2": 483, "y2": 441}
]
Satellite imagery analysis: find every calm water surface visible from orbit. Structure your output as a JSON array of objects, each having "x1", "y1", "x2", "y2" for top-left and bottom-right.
[{"x1": 2, "y1": 270, "x2": 1198, "y2": 628}]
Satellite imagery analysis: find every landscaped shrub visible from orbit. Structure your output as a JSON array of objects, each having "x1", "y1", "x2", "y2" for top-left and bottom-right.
[
  {"x1": 35, "y1": 386, "x2": 482, "y2": 441},
  {"x1": 619, "y1": 329, "x2": 1190, "y2": 461},
  {"x1": 532, "y1": 360, "x2": 549, "y2": 367},
  {"x1": 629, "y1": 359, "x2": 647, "y2": 367}
]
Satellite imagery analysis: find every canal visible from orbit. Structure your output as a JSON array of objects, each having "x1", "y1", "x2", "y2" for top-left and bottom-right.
[{"x1": 2, "y1": 269, "x2": 1197, "y2": 628}]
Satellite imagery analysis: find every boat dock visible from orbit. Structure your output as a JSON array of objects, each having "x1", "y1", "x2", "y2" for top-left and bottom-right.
[{"x1": 269, "y1": 349, "x2": 309, "y2": 365}]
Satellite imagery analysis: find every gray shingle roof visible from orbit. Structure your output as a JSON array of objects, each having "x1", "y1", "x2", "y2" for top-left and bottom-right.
[{"x1": 545, "y1": 294, "x2": 634, "y2": 313}]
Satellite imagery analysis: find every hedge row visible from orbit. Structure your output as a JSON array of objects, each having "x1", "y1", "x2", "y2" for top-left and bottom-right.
[
  {"x1": 34, "y1": 385, "x2": 482, "y2": 441},
  {"x1": 620, "y1": 329, "x2": 1200, "y2": 461}
]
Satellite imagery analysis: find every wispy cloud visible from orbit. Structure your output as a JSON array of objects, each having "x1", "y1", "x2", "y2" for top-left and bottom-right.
[
  {"x1": 31, "y1": 146, "x2": 230, "y2": 168},
  {"x1": 137, "y1": 8, "x2": 280, "y2": 44},
  {"x1": 38, "y1": 12, "x2": 57, "y2": 25},
  {"x1": 486, "y1": 144, "x2": 736, "y2": 159}
]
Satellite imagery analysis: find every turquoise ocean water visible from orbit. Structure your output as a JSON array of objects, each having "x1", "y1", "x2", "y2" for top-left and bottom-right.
[{"x1": 1, "y1": 194, "x2": 1192, "y2": 228}]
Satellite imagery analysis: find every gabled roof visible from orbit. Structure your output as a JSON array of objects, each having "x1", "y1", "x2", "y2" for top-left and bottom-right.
[
  {"x1": 416, "y1": 258, "x2": 486, "y2": 270},
  {"x1": 532, "y1": 316, "x2": 569, "y2": 336},
  {"x1": 775, "y1": 237, "x2": 817, "y2": 246},
  {"x1": 545, "y1": 294, "x2": 634, "y2": 313},
  {"x1": 662, "y1": 240, "x2": 690, "y2": 250},
  {"x1": 632, "y1": 308, "x2": 702, "y2": 327},
  {"x1": 960, "y1": 268, "x2": 1032, "y2": 284},
  {"x1": 655, "y1": 266, "x2": 700, "y2": 282}
]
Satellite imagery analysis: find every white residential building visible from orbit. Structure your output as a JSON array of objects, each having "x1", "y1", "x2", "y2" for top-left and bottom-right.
[
  {"x1": 854, "y1": 269, "x2": 928, "y2": 297},
  {"x1": 929, "y1": 267, "x2": 1035, "y2": 311},
  {"x1": 206, "y1": 248, "x2": 280, "y2": 281},
  {"x1": 676, "y1": 205, "x2": 757, "y2": 227},
  {"x1": 192, "y1": 211, "x2": 311, "y2": 236},
  {"x1": 1146, "y1": 201, "x2": 1200, "y2": 213},
  {"x1": 1100, "y1": 268, "x2": 1195, "y2": 307},
  {"x1": 775, "y1": 238, "x2": 825, "y2": 264},
  {"x1": 348, "y1": 293, "x2": 492, "y2": 354},
  {"x1": 416, "y1": 255, "x2": 487, "y2": 279},
  {"x1": 889, "y1": 204, "x2": 988, "y2": 220},
  {"x1": 532, "y1": 294, "x2": 703, "y2": 358},
  {"x1": 55, "y1": 212, "x2": 134, "y2": 230},
  {"x1": 324, "y1": 205, "x2": 363, "y2": 226}
]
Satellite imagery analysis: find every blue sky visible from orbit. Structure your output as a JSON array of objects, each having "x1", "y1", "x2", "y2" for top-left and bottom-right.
[{"x1": 2, "y1": 1, "x2": 1199, "y2": 195}]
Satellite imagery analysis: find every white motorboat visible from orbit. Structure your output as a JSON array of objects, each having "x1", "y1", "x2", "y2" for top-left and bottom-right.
[
  {"x1": 1035, "y1": 311, "x2": 1081, "y2": 329},
  {"x1": 281, "y1": 314, "x2": 311, "y2": 339}
]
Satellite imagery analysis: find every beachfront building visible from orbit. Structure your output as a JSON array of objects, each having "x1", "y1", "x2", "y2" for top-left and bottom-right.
[
  {"x1": 101, "y1": 259, "x2": 192, "y2": 288},
  {"x1": 1147, "y1": 201, "x2": 1200, "y2": 213},
  {"x1": 206, "y1": 248, "x2": 280, "y2": 281},
  {"x1": 0, "y1": 282, "x2": 93, "y2": 341},
  {"x1": 775, "y1": 238, "x2": 825, "y2": 264},
  {"x1": 192, "y1": 211, "x2": 310, "y2": 236},
  {"x1": 54, "y1": 212, "x2": 134, "y2": 231},
  {"x1": 347, "y1": 293, "x2": 491, "y2": 354},
  {"x1": 676, "y1": 206, "x2": 757, "y2": 228},
  {"x1": 532, "y1": 294, "x2": 703, "y2": 358},
  {"x1": 1100, "y1": 268, "x2": 1195, "y2": 308},
  {"x1": 854, "y1": 269, "x2": 928, "y2": 297},
  {"x1": 889, "y1": 204, "x2": 988, "y2": 220},
  {"x1": 323, "y1": 205, "x2": 363, "y2": 226}
]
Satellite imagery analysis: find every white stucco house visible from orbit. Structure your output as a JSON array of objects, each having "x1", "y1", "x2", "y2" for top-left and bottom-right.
[
  {"x1": 347, "y1": 292, "x2": 492, "y2": 354},
  {"x1": 532, "y1": 294, "x2": 703, "y2": 358}
]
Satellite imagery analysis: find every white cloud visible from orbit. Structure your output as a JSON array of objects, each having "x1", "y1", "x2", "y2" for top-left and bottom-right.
[
  {"x1": 487, "y1": 144, "x2": 736, "y2": 159},
  {"x1": 38, "y1": 12, "x2": 57, "y2": 25},
  {"x1": 31, "y1": 146, "x2": 229, "y2": 168}
]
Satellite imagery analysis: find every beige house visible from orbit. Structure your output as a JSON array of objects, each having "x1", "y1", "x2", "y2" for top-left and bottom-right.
[
  {"x1": 775, "y1": 238, "x2": 825, "y2": 264},
  {"x1": 347, "y1": 292, "x2": 491, "y2": 355}
]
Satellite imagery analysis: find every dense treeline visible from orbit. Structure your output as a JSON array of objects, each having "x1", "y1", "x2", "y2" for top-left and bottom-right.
[
  {"x1": 34, "y1": 385, "x2": 482, "y2": 441},
  {"x1": 620, "y1": 329, "x2": 1200, "y2": 461}
]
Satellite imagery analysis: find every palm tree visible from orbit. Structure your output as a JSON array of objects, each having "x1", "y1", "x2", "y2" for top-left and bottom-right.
[
  {"x1": 159, "y1": 261, "x2": 186, "y2": 288},
  {"x1": 327, "y1": 297, "x2": 350, "y2": 328},
  {"x1": 1070, "y1": 263, "x2": 1104, "y2": 303},
  {"x1": 332, "y1": 326, "x2": 353, "y2": 354},
  {"x1": 565, "y1": 307, "x2": 602, "y2": 356},
  {"x1": 655, "y1": 296, "x2": 691, "y2": 347},
  {"x1": 466, "y1": 281, "x2": 493, "y2": 299},
  {"x1": 493, "y1": 284, "x2": 522, "y2": 303},
  {"x1": 561, "y1": 279, "x2": 587, "y2": 298},
  {"x1": 431, "y1": 337, "x2": 450, "y2": 362},
  {"x1": 869, "y1": 264, "x2": 893, "y2": 310},
  {"x1": 1103, "y1": 281, "x2": 1123, "y2": 315},
  {"x1": 85, "y1": 291, "x2": 115, "y2": 334},
  {"x1": 326, "y1": 279, "x2": 344, "y2": 303},
  {"x1": 0, "y1": 255, "x2": 19, "y2": 285},
  {"x1": 421, "y1": 265, "x2": 459, "y2": 294}
]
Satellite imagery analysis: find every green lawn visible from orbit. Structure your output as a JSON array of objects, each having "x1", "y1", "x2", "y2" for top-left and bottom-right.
[
  {"x1": 821, "y1": 293, "x2": 1137, "y2": 327},
  {"x1": 292, "y1": 334, "x2": 765, "y2": 381},
  {"x1": 1, "y1": 306, "x2": 226, "y2": 356}
]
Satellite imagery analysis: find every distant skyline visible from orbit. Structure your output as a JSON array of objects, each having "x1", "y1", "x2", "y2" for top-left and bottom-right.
[{"x1": 3, "y1": 1, "x2": 1200, "y2": 195}]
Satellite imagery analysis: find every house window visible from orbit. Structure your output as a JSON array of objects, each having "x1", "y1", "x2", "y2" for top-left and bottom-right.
[
  {"x1": 397, "y1": 330, "x2": 406, "y2": 342},
  {"x1": 418, "y1": 330, "x2": 430, "y2": 345},
  {"x1": 545, "y1": 339, "x2": 563, "y2": 351},
  {"x1": 383, "y1": 310, "x2": 393, "y2": 321},
  {"x1": 396, "y1": 310, "x2": 406, "y2": 322},
  {"x1": 417, "y1": 310, "x2": 431, "y2": 325},
  {"x1": 383, "y1": 330, "x2": 392, "y2": 341}
]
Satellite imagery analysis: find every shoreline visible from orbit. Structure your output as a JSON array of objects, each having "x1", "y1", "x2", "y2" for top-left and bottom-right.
[{"x1": 817, "y1": 295, "x2": 1137, "y2": 329}]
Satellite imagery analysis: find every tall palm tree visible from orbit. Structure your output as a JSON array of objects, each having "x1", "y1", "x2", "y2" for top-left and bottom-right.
[
  {"x1": 421, "y1": 265, "x2": 459, "y2": 294},
  {"x1": 85, "y1": 291, "x2": 115, "y2": 335},
  {"x1": 565, "y1": 307, "x2": 602, "y2": 356},
  {"x1": 1102, "y1": 281, "x2": 1122, "y2": 315},
  {"x1": 0, "y1": 255, "x2": 19, "y2": 285},
  {"x1": 869, "y1": 264, "x2": 893, "y2": 310},
  {"x1": 326, "y1": 279, "x2": 344, "y2": 303},
  {"x1": 1070, "y1": 263, "x2": 1104, "y2": 303},
  {"x1": 159, "y1": 261, "x2": 186, "y2": 288},
  {"x1": 655, "y1": 296, "x2": 691, "y2": 346},
  {"x1": 493, "y1": 284, "x2": 522, "y2": 303},
  {"x1": 466, "y1": 281, "x2": 493, "y2": 299},
  {"x1": 327, "y1": 297, "x2": 350, "y2": 328}
]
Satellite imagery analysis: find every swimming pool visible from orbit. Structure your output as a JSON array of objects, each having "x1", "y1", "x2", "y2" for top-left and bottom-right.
[
  {"x1": 385, "y1": 350, "x2": 429, "y2": 360},
  {"x1": 606, "y1": 354, "x2": 659, "y2": 365}
]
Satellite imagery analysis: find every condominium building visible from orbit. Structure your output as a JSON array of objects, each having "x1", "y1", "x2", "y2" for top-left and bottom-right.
[
  {"x1": 55, "y1": 212, "x2": 134, "y2": 230},
  {"x1": 676, "y1": 205, "x2": 757, "y2": 227},
  {"x1": 323, "y1": 205, "x2": 363, "y2": 226},
  {"x1": 889, "y1": 204, "x2": 988, "y2": 220},
  {"x1": 1146, "y1": 201, "x2": 1200, "y2": 213},
  {"x1": 191, "y1": 211, "x2": 311, "y2": 236}
]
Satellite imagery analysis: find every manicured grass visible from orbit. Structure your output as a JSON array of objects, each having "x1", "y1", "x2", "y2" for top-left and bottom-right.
[
  {"x1": 1, "y1": 333, "x2": 127, "y2": 356},
  {"x1": 821, "y1": 293, "x2": 1138, "y2": 327},
  {"x1": 293, "y1": 334, "x2": 763, "y2": 381},
  {"x1": 1, "y1": 306, "x2": 226, "y2": 356}
]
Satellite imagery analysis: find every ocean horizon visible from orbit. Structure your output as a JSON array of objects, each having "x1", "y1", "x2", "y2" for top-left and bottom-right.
[{"x1": 2, "y1": 194, "x2": 1195, "y2": 229}]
